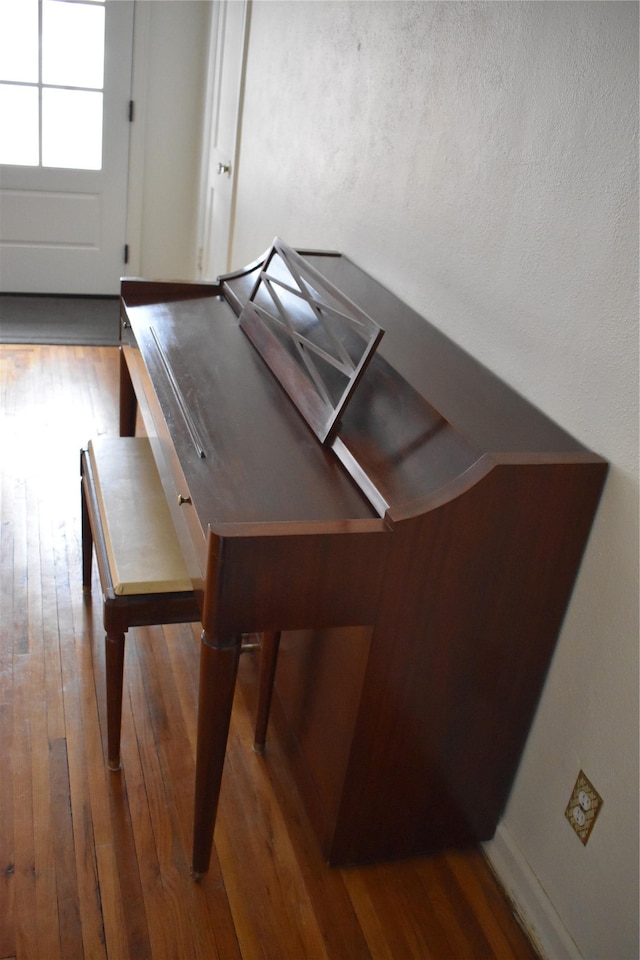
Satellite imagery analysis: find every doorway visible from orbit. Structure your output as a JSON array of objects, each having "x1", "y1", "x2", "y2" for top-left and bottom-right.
[
  {"x1": 197, "y1": 0, "x2": 249, "y2": 281},
  {"x1": 0, "y1": 0, "x2": 134, "y2": 295}
]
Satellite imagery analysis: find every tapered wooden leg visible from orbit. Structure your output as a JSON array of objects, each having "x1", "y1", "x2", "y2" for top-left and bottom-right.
[
  {"x1": 191, "y1": 631, "x2": 241, "y2": 879},
  {"x1": 105, "y1": 631, "x2": 126, "y2": 771},
  {"x1": 253, "y1": 631, "x2": 281, "y2": 754},
  {"x1": 119, "y1": 346, "x2": 137, "y2": 438},
  {"x1": 80, "y1": 473, "x2": 93, "y2": 592}
]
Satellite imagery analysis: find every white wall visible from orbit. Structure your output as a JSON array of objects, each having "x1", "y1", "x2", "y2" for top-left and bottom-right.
[
  {"x1": 127, "y1": 0, "x2": 210, "y2": 280},
  {"x1": 231, "y1": 3, "x2": 639, "y2": 958}
]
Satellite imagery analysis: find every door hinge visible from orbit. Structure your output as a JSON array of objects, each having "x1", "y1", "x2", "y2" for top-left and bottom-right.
[
  {"x1": 128, "y1": 100, "x2": 135, "y2": 122},
  {"x1": 124, "y1": 244, "x2": 130, "y2": 265}
]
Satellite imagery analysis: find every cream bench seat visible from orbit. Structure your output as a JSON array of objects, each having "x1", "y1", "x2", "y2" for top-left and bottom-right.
[
  {"x1": 81, "y1": 437, "x2": 280, "y2": 773},
  {"x1": 81, "y1": 437, "x2": 201, "y2": 770}
]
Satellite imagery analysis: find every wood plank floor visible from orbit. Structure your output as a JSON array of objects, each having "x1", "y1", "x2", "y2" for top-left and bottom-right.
[{"x1": 0, "y1": 343, "x2": 540, "y2": 960}]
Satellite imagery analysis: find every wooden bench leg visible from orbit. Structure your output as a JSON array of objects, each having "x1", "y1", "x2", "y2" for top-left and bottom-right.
[
  {"x1": 105, "y1": 631, "x2": 126, "y2": 771},
  {"x1": 80, "y1": 473, "x2": 93, "y2": 592},
  {"x1": 254, "y1": 631, "x2": 281, "y2": 754},
  {"x1": 192, "y1": 631, "x2": 241, "y2": 879}
]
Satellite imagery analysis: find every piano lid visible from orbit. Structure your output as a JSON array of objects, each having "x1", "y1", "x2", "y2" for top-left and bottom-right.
[
  {"x1": 233, "y1": 239, "x2": 483, "y2": 518},
  {"x1": 121, "y1": 239, "x2": 604, "y2": 532},
  {"x1": 222, "y1": 246, "x2": 600, "y2": 459}
]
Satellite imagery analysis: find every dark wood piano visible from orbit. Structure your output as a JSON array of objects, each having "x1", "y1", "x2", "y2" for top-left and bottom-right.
[{"x1": 118, "y1": 239, "x2": 607, "y2": 877}]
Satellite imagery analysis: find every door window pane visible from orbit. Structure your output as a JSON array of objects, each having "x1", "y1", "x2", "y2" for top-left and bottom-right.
[
  {"x1": 0, "y1": 85, "x2": 39, "y2": 165},
  {"x1": 43, "y1": 0, "x2": 105, "y2": 90},
  {"x1": 0, "y1": 0, "x2": 39, "y2": 83},
  {"x1": 1, "y1": 0, "x2": 107, "y2": 171},
  {"x1": 42, "y1": 88, "x2": 103, "y2": 170}
]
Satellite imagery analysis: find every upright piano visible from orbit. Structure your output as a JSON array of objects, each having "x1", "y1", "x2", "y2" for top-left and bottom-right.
[{"x1": 118, "y1": 239, "x2": 607, "y2": 876}]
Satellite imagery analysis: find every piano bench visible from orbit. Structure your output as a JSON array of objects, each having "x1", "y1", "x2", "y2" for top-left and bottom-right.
[
  {"x1": 80, "y1": 438, "x2": 281, "y2": 772},
  {"x1": 80, "y1": 437, "x2": 201, "y2": 770}
]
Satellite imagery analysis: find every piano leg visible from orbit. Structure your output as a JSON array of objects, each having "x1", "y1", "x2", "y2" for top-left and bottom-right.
[
  {"x1": 119, "y1": 346, "x2": 137, "y2": 437},
  {"x1": 105, "y1": 631, "x2": 125, "y2": 771},
  {"x1": 80, "y1": 456, "x2": 93, "y2": 592},
  {"x1": 191, "y1": 630, "x2": 242, "y2": 879},
  {"x1": 253, "y1": 631, "x2": 281, "y2": 754}
]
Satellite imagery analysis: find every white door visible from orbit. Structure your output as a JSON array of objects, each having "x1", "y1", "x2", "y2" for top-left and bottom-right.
[
  {"x1": 0, "y1": 0, "x2": 134, "y2": 295},
  {"x1": 198, "y1": 0, "x2": 248, "y2": 281}
]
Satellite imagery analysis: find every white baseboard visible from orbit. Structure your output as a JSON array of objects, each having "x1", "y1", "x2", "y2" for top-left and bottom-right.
[{"x1": 483, "y1": 824, "x2": 582, "y2": 960}]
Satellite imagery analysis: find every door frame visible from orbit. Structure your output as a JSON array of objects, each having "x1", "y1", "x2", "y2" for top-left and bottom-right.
[
  {"x1": 196, "y1": 0, "x2": 250, "y2": 281},
  {"x1": 122, "y1": 0, "x2": 150, "y2": 281}
]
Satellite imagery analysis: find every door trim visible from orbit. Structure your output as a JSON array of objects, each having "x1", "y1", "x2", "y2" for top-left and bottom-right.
[{"x1": 196, "y1": 0, "x2": 250, "y2": 280}]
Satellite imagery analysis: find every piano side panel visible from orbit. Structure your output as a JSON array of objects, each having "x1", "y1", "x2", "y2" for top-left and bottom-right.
[
  {"x1": 269, "y1": 458, "x2": 607, "y2": 866},
  {"x1": 204, "y1": 524, "x2": 392, "y2": 638},
  {"x1": 268, "y1": 626, "x2": 374, "y2": 852}
]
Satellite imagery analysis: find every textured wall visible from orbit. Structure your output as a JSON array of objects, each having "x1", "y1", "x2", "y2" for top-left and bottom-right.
[{"x1": 232, "y1": 3, "x2": 639, "y2": 957}]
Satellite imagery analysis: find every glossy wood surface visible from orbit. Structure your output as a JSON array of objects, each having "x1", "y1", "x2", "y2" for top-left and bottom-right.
[
  {"x1": 0, "y1": 342, "x2": 540, "y2": 959},
  {"x1": 226, "y1": 253, "x2": 595, "y2": 455},
  {"x1": 124, "y1": 296, "x2": 380, "y2": 524},
  {"x1": 119, "y1": 248, "x2": 606, "y2": 873}
]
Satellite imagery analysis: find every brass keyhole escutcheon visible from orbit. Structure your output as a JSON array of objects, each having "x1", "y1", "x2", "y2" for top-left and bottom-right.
[{"x1": 177, "y1": 494, "x2": 192, "y2": 506}]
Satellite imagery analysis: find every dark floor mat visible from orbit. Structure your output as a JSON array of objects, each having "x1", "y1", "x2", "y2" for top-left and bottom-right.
[{"x1": 0, "y1": 295, "x2": 120, "y2": 346}]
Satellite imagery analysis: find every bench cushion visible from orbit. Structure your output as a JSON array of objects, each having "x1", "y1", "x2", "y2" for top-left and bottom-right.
[{"x1": 88, "y1": 437, "x2": 192, "y2": 596}]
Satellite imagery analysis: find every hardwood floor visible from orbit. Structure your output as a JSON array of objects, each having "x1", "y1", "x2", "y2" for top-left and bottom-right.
[{"x1": 0, "y1": 343, "x2": 540, "y2": 960}]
